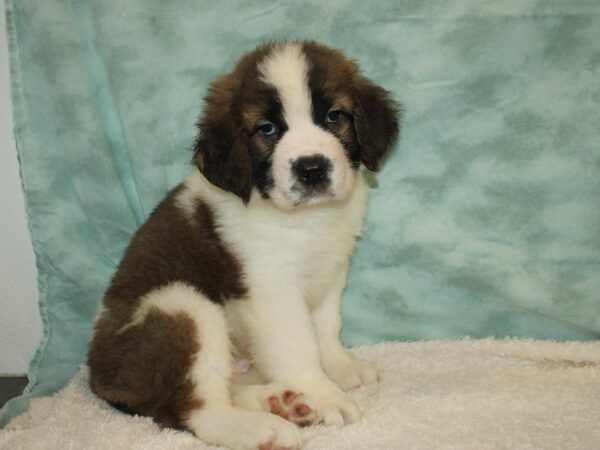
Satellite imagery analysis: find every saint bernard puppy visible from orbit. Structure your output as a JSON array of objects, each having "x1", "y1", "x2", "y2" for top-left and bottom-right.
[{"x1": 88, "y1": 41, "x2": 399, "y2": 450}]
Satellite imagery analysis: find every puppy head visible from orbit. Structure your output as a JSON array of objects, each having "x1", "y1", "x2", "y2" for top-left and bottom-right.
[{"x1": 194, "y1": 41, "x2": 400, "y2": 208}]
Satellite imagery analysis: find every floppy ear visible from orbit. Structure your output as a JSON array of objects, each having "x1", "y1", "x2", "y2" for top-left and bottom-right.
[
  {"x1": 193, "y1": 127, "x2": 252, "y2": 203},
  {"x1": 353, "y1": 76, "x2": 400, "y2": 171},
  {"x1": 193, "y1": 76, "x2": 253, "y2": 203}
]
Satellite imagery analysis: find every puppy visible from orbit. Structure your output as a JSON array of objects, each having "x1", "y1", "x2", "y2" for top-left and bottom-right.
[{"x1": 88, "y1": 41, "x2": 399, "y2": 450}]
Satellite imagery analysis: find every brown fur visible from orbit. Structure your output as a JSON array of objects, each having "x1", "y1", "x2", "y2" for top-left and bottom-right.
[
  {"x1": 88, "y1": 186, "x2": 245, "y2": 428},
  {"x1": 104, "y1": 186, "x2": 246, "y2": 311},
  {"x1": 302, "y1": 41, "x2": 400, "y2": 171},
  {"x1": 193, "y1": 44, "x2": 277, "y2": 202},
  {"x1": 89, "y1": 308, "x2": 203, "y2": 430},
  {"x1": 352, "y1": 75, "x2": 400, "y2": 171}
]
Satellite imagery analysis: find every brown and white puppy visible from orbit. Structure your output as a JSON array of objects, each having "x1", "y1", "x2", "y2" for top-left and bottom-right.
[{"x1": 88, "y1": 41, "x2": 399, "y2": 450}]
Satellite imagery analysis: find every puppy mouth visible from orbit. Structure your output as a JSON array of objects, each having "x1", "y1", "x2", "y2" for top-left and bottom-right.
[
  {"x1": 266, "y1": 174, "x2": 335, "y2": 208},
  {"x1": 290, "y1": 185, "x2": 335, "y2": 207}
]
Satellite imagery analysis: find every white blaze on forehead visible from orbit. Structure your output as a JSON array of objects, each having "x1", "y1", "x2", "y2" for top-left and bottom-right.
[
  {"x1": 258, "y1": 43, "x2": 312, "y2": 126},
  {"x1": 257, "y1": 43, "x2": 357, "y2": 209}
]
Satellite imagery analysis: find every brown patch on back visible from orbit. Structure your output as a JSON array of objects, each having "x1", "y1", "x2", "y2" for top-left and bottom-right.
[
  {"x1": 88, "y1": 188, "x2": 242, "y2": 429},
  {"x1": 89, "y1": 308, "x2": 203, "y2": 430},
  {"x1": 104, "y1": 186, "x2": 246, "y2": 313}
]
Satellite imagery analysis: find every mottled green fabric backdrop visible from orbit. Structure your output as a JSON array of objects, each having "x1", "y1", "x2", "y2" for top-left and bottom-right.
[{"x1": 2, "y1": 0, "x2": 599, "y2": 427}]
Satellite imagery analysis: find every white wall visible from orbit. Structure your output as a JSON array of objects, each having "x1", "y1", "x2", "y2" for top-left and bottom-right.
[{"x1": 0, "y1": 0, "x2": 43, "y2": 375}]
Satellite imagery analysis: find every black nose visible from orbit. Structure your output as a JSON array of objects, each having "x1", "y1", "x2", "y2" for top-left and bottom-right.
[{"x1": 292, "y1": 155, "x2": 331, "y2": 186}]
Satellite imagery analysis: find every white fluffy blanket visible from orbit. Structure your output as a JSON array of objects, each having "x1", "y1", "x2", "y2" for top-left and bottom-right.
[{"x1": 2, "y1": 339, "x2": 600, "y2": 449}]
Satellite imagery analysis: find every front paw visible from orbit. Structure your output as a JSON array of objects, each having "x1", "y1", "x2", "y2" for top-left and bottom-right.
[{"x1": 323, "y1": 355, "x2": 379, "y2": 391}]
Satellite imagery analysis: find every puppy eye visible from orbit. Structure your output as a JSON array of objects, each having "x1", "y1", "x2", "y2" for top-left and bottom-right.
[
  {"x1": 257, "y1": 122, "x2": 277, "y2": 136},
  {"x1": 326, "y1": 109, "x2": 343, "y2": 123}
]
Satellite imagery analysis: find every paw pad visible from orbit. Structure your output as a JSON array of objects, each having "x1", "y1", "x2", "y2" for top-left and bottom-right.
[{"x1": 267, "y1": 391, "x2": 321, "y2": 427}]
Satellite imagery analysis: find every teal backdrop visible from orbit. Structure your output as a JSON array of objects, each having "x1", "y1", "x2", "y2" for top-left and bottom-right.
[{"x1": 2, "y1": 0, "x2": 599, "y2": 427}]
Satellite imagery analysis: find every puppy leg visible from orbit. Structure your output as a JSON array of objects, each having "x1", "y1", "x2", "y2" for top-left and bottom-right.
[
  {"x1": 90, "y1": 283, "x2": 300, "y2": 450},
  {"x1": 312, "y1": 268, "x2": 379, "y2": 391},
  {"x1": 188, "y1": 407, "x2": 301, "y2": 450},
  {"x1": 239, "y1": 286, "x2": 362, "y2": 427}
]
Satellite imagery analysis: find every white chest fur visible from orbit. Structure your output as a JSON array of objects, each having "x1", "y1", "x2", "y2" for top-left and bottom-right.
[
  {"x1": 181, "y1": 170, "x2": 367, "y2": 303},
  {"x1": 178, "y1": 170, "x2": 368, "y2": 349}
]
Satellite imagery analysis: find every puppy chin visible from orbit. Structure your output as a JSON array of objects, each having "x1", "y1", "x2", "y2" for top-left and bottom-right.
[
  {"x1": 270, "y1": 190, "x2": 331, "y2": 210},
  {"x1": 268, "y1": 171, "x2": 357, "y2": 210},
  {"x1": 266, "y1": 186, "x2": 306, "y2": 210}
]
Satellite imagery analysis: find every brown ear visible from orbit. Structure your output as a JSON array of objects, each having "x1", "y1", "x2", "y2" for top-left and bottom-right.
[
  {"x1": 193, "y1": 127, "x2": 252, "y2": 203},
  {"x1": 353, "y1": 76, "x2": 400, "y2": 171},
  {"x1": 193, "y1": 76, "x2": 252, "y2": 203}
]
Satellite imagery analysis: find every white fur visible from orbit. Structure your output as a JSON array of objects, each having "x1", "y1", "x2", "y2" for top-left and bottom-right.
[
  {"x1": 259, "y1": 43, "x2": 312, "y2": 127},
  {"x1": 259, "y1": 43, "x2": 356, "y2": 209},
  {"x1": 271, "y1": 123, "x2": 357, "y2": 208},
  {"x1": 121, "y1": 282, "x2": 301, "y2": 449},
  {"x1": 180, "y1": 166, "x2": 373, "y2": 427},
  {"x1": 188, "y1": 407, "x2": 300, "y2": 450},
  {"x1": 174, "y1": 185, "x2": 201, "y2": 223},
  {"x1": 120, "y1": 282, "x2": 232, "y2": 406}
]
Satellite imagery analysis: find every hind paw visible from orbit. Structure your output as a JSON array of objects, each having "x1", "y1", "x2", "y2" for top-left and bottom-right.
[
  {"x1": 233, "y1": 383, "x2": 322, "y2": 427},
  {"x1": 267, "y1": 389, "x2": 321, "y2": 427}
]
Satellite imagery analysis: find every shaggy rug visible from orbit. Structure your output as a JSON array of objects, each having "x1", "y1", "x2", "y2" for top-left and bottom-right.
[{"x1": 1, "y1": 339, "x2": 599, "y2": 449}]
